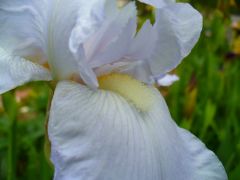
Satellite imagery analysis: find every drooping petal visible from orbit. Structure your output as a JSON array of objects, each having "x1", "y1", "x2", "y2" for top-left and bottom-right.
[
  {"x1": 177, "y1": 128, "x2": 228, "y2": 179},
  {"x1": 0, "y1": 48, "x2": 51, "y2": 94},
  {"x1": 48, "y1": 81, "x2": 227, "y2": 180},
  {"x1": 138, "y1": 0, "x2": 175, "y2": 8},
  {"x1": 149, "y1": 3, "x2": 202, "y2": 76}
]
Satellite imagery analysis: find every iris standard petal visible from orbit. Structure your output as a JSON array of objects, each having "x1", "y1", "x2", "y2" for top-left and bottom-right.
[
  {"x1": 49, "y1": 0, "x2": 105, "y2": 81},
  {"x1": 149, "y1": 3, "x2": 202, "y2": 76},
  {"x1": 127, "y1": 20, "x2": 158, "y2": 61},
  {"x1": 82, "y1": 2, "x2": 202, "y2": 87},
  {"x1": 48, "y1": 81, "x2": 227, "y2": 180},
  {"x1": 90, "y1": 17, "x2": 137, "y2": 68},
  {"x1": 0, "y1": 48, "x2": 51, "y2": 94},
  {"x1": 85, "y1": 1, "x2": 137, "y2": 66}
]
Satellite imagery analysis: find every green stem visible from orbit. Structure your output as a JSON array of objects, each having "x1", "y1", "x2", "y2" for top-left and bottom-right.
[
  {"x1": 44, "y1": 87, "x2": 54, "y2": 168},
  {"x1": 8, "y1": 117, "x2": 17, "y2": 180},
  {"x1": 3, "y1": 92, "x2": 18, "y2": 180}
]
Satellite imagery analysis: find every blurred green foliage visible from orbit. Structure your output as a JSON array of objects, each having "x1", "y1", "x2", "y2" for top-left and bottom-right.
[
  {"x1": 0, "y1": 83, "x2": 53, "y2": 180},
  {"x1": 0, "y1": 1, "x2": 240, "y2": 179}
]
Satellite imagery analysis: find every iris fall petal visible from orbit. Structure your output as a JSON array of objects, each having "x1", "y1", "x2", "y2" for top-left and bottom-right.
[
  {"x1": 0, "y1": 48, "x2": 51, "y2": 94},
  {"x1": 48, "y1": 81, "x2": 227, "y2": 180}
]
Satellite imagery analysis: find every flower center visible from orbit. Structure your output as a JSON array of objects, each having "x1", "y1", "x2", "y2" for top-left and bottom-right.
[{"x1": 98, "y1": 73, "x2": 155, "y2": 112}]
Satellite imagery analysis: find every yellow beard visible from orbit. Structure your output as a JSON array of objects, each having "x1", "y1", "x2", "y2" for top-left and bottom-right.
[{"x1": 98, "y1": 73, "x2": 155, "y2": 112}]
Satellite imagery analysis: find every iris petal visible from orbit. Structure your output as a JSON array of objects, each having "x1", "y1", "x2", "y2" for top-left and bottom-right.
[
  {"x1": 138, "y1": 0, "x2": 175, "y2": 8},
  {"x1": 149, "y1": 3, "x2": 203, "y2": 76},
  {"x1": 157, "y1": 74, "x2": 179, "y2": 86},
  {"x1": 0, "y1": 0, "x2": 107, "y2": 82},
  {"x1": 48, "y1": 81, "x2": 227, "y2": 180},
  {"x1": 0, "y1": 48, "x2": 51, "y2": 94},
  {"x1": 49, "y1": 0, "x2": 105, "y2": 80},
  {"x1": 86, "y1": 1, "x2": 137, "y2": 67},
  {"x1": 127, "y1": 20, "x2": 157, "y2": 61},
  {"x1": 82, "y1": 2, "x2": 202, "y2": 86},
  {"x1": 90, "y1": 17, "x2": 137, "y2": 68},
  {"x1": 0, "y1": 0, "x2": 49, "y2": 59}
]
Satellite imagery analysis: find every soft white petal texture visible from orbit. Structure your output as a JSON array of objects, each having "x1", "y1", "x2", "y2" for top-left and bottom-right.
[
  {"x1": 82, "y1": 2, "x2": 202, "y2": 86},
  {"x1": 49, "y1": 0, "x2": 105, "y2": 81},
  {"x1": 138, "y1": 0, "x2": 175, "y2": 8},
  {"x1": 149, "y1": 3, "x2": 202, "y2": 76},
  {"x1": 117, "y1": 61, "x2": 155, "y2": 84},
  {"x1": 157, "y1": 74, "x2": 179, "y2": 86},
  {"x1": 0, "y1": 0, "x2": 106, "y2": 84},
  {"x1": 48, "y1": 81, "x2": 227, "y2": 180},
  {"x1": 90, "y1": 17, "x2": 137, "y2": 68},
  {"x1": 117, "y1": 0, "x2": 129, "y2": 7},
  {"x1": 0, "y1": 48, "x2": 51, "y2": 94},
  {"x1": 0, "y1": 0, "x2": 78, "y2": 79},
  {"x1": 0, "y1": 0, "x2": 49, "y2": 59},
  {"x1": 127, "y1": 20, "x2": 157, "y2": 60},
  {"x1": 85, "y1": 1, "x2": 137, "y2": 67},
  {"x1": 83, "y1": 1, "x2": 157, "y2": 83}
]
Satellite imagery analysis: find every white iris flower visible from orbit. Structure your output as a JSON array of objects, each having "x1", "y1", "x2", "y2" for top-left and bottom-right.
[{"x1": 0, "y1": 0, "x2": 227, "y2": 180}]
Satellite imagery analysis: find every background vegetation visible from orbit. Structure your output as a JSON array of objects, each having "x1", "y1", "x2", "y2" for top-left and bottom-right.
[{"x1": 0, "y1": 0, "x2": 240, "y2": 179}]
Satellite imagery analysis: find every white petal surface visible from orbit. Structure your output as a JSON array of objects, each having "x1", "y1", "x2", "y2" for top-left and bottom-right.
[
  {"x1": 138, "y1": 0, "x2": 175, "y2": 8},
  {"x1": 85, "y1": 1, "x2": 137, "y2": 67},
  {"x1": 49, "y1": 0, "x2": 105, "y2": 81},
  {"x1": 90, "y1": 17, "x2": 137, "y2": 68},
  {"x1": 0, "y1": 0, "x2": 106, "y2": 83},
  {"x1": 0, "y1": 0, "x2": 78, "y2": 79},
  {"x1": 149, "y1": 3, "x2": 202, "y2": 76},
  {"x1": 0, "y1": 0, "x2": 49, "y2": 59},
  {"x1": 0, "y1": 48, "x2": 51, "y2": 94},
  {"x1": 48, "y1": 81, "x2": 227, "y2": 180},
  {"x1": 127, "y1": 20, "x2": 158, "y2": 60},
  {"x1": 157, "y1": 74, "x2": 179, "y2": 86}
]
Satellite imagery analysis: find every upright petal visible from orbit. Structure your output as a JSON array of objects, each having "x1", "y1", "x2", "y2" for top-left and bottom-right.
[
  {"x1": 49, "y1": 0, "x2": 105, "y2": 81},
  {"x1": 48, "y1": 81, "x2": 227, "y2": 180},
  {"x1": 90, "y1": 17, "x2": 137, "y2": 68},
  {"x1": 127, "y1": 20, "x2": 158, "y2": 60},
  {"x1": 85, "y1": 1, "x2": 137, "y2": 66},
  {"x1": 84, "y1": 2, "x2": 202, "y2": 86},
  {"x1": 149, "y1": 3, "x2": 202, "y2": 76},
  {"x1": 0, "y1": 48, "x2": 51, "y2": 94}
]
